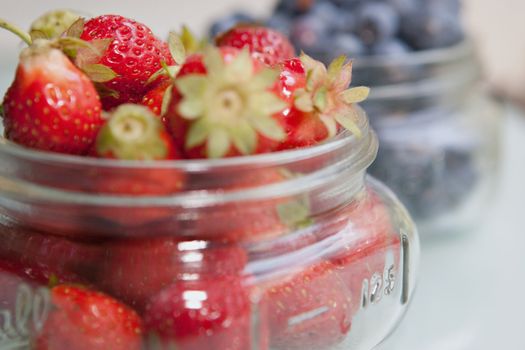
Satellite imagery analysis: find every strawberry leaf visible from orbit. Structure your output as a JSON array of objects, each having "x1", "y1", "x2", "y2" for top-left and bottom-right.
[
  {"x1": 341, "y1": 87, "x2": 370, "y2": 104},
  {"x1": 230, "y1": 120, "x2": 257, "y2": 155},
  {"x1": 186, "y1": 118, "x2": 210, "y2": 149},
  {"x1": 29, "y1": 30, "x2": 48, "y2": 40},
  {"x1": 334, "y1": 107, "x2": 363, "y2": 138},
  {"x1": 327, "y1": 55, "x2": 347, "y2": 81},
  {"x1": 320, "y1": 114, "x2": 338, "y2": 139},
  {"x1": 277, "y1": 198, "x2": 311, "y2": 228},
  {"x1": 83, "y1": 64, "x2": 118, "y2": 83},
  {"x1": 168, "y1": 31, "x2": 186, "y2": 65},
  {"x1": 95, "y1": 83, "x2": 120, "y2": 99},
  {"x1": 0, "y1": 104, "x2": 4, "y2": 118},
  {"x1": 251, "y1": 115, "x2": 286, "y2": 141},
  {"x1": 65, "y1": 17, "x2": 85, "y2": 39},
  {"x1": 207, "y1": 129, "x2": 230, "y2": 159},
  {"x1": 294, "y1": 89, "x2": 314, "y2": 112},
  {"x1": 313, "y1": 86, "x2": 328, "y2": 112},
  {"x1": 161, "y1": 85, "x2": 173, "y2": 116},
  {"x1": 148, "y1": 62, "x2": 181, "y2": 85}
]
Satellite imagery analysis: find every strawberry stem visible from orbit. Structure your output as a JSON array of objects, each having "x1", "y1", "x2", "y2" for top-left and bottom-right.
[{"x1": 0, "y1": 19, "x2": 32, "y2": 46}]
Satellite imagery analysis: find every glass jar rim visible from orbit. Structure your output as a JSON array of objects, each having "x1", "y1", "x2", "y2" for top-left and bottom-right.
[
  {"x1": 0, "y1": 107, "x2": 377, "y2": 207},
  {"x1": 353, "y1": 39, "x2": 480, "y2": 101},
  {"x1": 353, "y1": 39, "x2": 473, "y2": 70}
]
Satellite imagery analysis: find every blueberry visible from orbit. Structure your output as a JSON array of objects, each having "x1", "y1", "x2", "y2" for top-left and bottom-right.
[
  {"x1": 333, "y1": 10, "x2": 358, "y2": 33},
  {"x1": 310, "y1": 1, "x2": 340, "y2": 22},
  {"x1": 290, "y1": 14, "x2": 332, "y2": 56},
  {"x1": 209, "y1": 12, "x2": 256, "y2": 38},
  {"x1": 325, "y1": 34, "x2": 366, "y2": 62},
  {"x1": 310, "y1": 2, "x2": 357, "y2": 34},
  {"x1": 266, "y1": 13, "x2": 293, "y2": 37},
  {"x1": 370, "y1": 38, "x2": 411, "y2": 56},
  {"x1": 388, "y1": 0, "x2": 419, "y2": 15},
  {"x1": 400, "y1": 9, "x2": 463, "y2": 50},
  {"x1": 424, "y1": 0, "x2": 461, "y2": 13},
  {"x1": 330, "y1": 0, "x2": 365, "y2": 10},
  {"x1": 274, "y1": 0, "x2": 315, "y2": 17},
  {"x1": 356, "y1": 2, "x2": 400, "y2": 45}
]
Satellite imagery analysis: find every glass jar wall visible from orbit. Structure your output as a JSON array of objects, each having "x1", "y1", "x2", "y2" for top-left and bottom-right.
[
  {"x1": 0, "y1": 110, "x2": 418, "y2": 350},
  {"x1": 354, "y1": 42, "x2": 502, "y2": 235}
]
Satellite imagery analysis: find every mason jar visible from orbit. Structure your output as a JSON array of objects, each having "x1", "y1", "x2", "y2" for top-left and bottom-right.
[
  {"x1": 352, "y1": 41, "x2": 502, "y2": 235},
  {"x1": 0, "y1": 109, "x2": 419, "y2": 350}
]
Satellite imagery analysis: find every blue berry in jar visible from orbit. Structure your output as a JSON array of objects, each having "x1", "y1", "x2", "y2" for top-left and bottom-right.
[
  {"x1": 400, "y1": 9, "x2": 463, "y2": 50},
  {"x1": 325, "y1": 33, "x2": 367, "y2": 62},
  {"x1": 266, "y1": 13, "x2": 293, "y2": 38},
  {"x1": 330, "y1": 0, "x2": 365, "y2": 10},
  {"x1": 274, "y1": 0, "x2": 315, "y2": 17},
  {"x1": 371, "y1": 38, "x2": 411, "y2": 56},
  {"x1": 356, "y1": 2, "x2": 400, "y2": 46},
  {"x1": 290, "y1": 14, "x2": 332, "y2": 56}
]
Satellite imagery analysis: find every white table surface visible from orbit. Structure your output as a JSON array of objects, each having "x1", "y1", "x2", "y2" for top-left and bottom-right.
[{"x1": 377, "y1": 106, "x2": 525, "y2": 350}]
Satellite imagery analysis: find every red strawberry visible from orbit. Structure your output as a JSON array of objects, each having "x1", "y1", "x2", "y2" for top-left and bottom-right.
[
  {"x1": 141, "y1": 79, "x2": 173, "y2": 116},
  {"x1": 275, "y1": 54, "x2": 370, "y2": 150},
  {"x1": 96, "y1": 238, "x2": 247, "y2": 312},
  {"x1": 0, "y1": 225, "x2": 103, "y2": 286},
  {"x1": 216, "y1": 25, "x2": 295, "y2": 66},
  {"x1": 165, "y1": 47, "x2": 289, "y2": 159},
  {"x1": 2, "y1": 44, "x2": 104, "y2": 155},
  {"x1": 95, "y1": 104, "x2": 179, "y2": 160},
  {"x1": 184, "y1": 168, "x2": 300, "y2": 242},
  {"x1": 329, "y1": 189, "x2": 401, "y2": 316},
  {"x1": 144, "y1": 276, "x2": 259, "y2": 350},
  {"x1": 88, "y1": 104, "x2": 184, "y2": 227},
  {"x1": 36, "y1": 285, "x2": 143, "y2": 350},
  {"x1": 78, "y1": 15, "x2": 175, "y2": 110},
  {"x1": 265, "y1": 260, "x2": 352, "y2": 350}
]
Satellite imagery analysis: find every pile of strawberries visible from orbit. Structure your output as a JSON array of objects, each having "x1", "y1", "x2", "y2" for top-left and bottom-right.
[
  {"x1": 0, "y1": 10, "x2": 393, "y2": 350},
  {"x1": 1, "y1": 10, "x2": 369, "y2": 160}
]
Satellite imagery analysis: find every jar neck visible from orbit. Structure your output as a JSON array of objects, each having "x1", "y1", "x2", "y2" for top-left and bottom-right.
[
  {"x1": 353, "y1": 41, "x2": 481, "y2": 118},
  {"x1": 0, "y1": 110, "x2": 377, "y2": 241}
]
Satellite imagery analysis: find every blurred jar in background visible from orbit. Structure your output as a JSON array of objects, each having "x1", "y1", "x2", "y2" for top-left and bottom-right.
[{"x1": 353, "y1": 42, "x2": 502, "y2": 235}]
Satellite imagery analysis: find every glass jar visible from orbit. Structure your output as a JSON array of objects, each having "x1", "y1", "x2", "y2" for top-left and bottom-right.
[
  {"x1": 0, "y1": 109, "x2": 419, "y2": 350},
  {"x1": 352, "y1": 41, "x2": 502, "y2": 235}
]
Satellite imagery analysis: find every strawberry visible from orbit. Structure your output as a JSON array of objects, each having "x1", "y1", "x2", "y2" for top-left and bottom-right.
[
  {"x1": 95, "y1": 238, "x2": 247, "y2": 312},
  {"x1": 0, "y1": 224, "x2": 103, "y2": 286},
  {"x1": 95, "y1": 104, "x2": 179, "y2": 160},
  {"x1": 328, "y1": 189, "x2": 401, "y2": 316},
  {"x1": 276, "y1": 54, "x2": 371, "y2": 150},
  {"x1": 141, "y1": 79, "x2": 173, "y2": 116},
  {"x1": 36, "y1": 285, "x2": 143, "y2": 350},
  {"x1": 2, "y1": 43, "x2": 104, "y2": 155},
  {"x1": 165, "y1": 46, "x2": 289, "y2": 159},
  {"x1": 265, "y1": 260, "x2": 352, "y2": 350},
  {"x1": 76, "y1": 15, "x2": 176, "y2": 110},
  {"x1": 86, "y1": 106, "x2": 184, "y2": 228},
  {"x1": 183, "y1": 168, "x2": 310, "y2": 242},
  {"x1": 144, "y1": 276, "x2": 257, "y2": 350},
  {"x1": 216, "y1": 25, "x2": 295, "y2": 66}
]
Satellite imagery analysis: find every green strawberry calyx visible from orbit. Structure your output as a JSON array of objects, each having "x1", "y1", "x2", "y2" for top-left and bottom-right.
[
  {"x1": 0, "y1": 17, "x2": 116, "y2": 83},
  {"x1": 174, "y1": 46, "x2": 288, "y2": 158},
  {"x1": 146, "y1": 30, "x2": 191, "y2": 86},
  {"x1": 96, "y1": 104, "x2": 170, "y2": 160},
  {"x1": 294, "y1": 53, "x2": 370, "y2": 139},
  {"x1": 29, "y1": 9, "x2": 81, "y2": 40}
]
